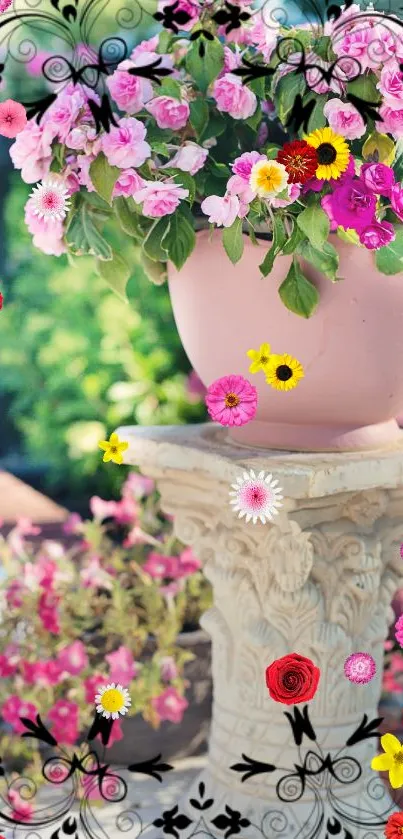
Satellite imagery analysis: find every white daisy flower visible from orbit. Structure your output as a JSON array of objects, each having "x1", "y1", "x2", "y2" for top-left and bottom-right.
[
  {"x1": 95, "y1": 682, "x2": 131, "y2": 720},
  {"x1": 229, "y1": 470, "x2": 283, "y2": 525},
  {"x1": 30, "y1": 177, "x2": 71, "y2": 222}
]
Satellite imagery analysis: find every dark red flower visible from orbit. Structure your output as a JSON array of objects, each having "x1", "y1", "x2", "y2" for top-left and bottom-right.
[
  {"x1": 265, "y1": 652, "x2": 320, "y2": 705},
  {"x1": 277, "y1": 140, "x2": 318, "y2": 185},
  {"x1": 385, "y1": 812, "x2": 403, "y2": 838}
]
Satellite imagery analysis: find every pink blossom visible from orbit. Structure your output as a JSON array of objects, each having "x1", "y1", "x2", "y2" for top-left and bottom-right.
[
  {"x1": 0, "y1": 0, "x2": 12, "y2": 11},
  {"x1": 359, "y1": 220, "x2": 395, "y2": 250},
  {"x1": 205, "y1": 374, "x2": 257, "y2": 427},
  {"x1": 159, "y1": 581, "x2": 181, "y2": 597},
  {"x1": 360, "y1": 162, "x2": 395, "y2": 196},
  {"x1": 6, "y1": 579, "x2": 26, "y2": 609},
  {"x1": 101, "y1": 117, "x2": 151, "y2": 168},
  {"x1": 66, "y1": 124, "x2": 98, "y2": 153},
  {"x1": 107, "y1": 59, "x2": 153, "y2": 113},
  {"x1": 24, "y1": 196, "x2": 66, "y2": 257},
  {"x1": 84, "y1": 673, "x2": 108, "y2": 703},
  {"x1": 63, "y1": 512, "x2": 82, "y2": 534},
  {"x1": 222, "y1": 45, "x2": 243, "y2": 74},
  {"x1": 143, "y1": 552, "x2": 178, "y2": 579},
  {"x1": 57, "y1": 640, "x2": 89, "y2": 676},
  {"x1": 227, "y1": 174, "x2": 256, "y2": 204},
  {"x1": 378, "y1": 59, "x2": 403, "y2": 106},
  {"x1": 377, "y1": 104, "x2": 403, "y2": 139},
  {"x1": 123, "y1": 525, "x2": 158, "y2": 547},
  {"x1": 0, "y1": 653, "x2": 18, "y2": 677},
  {"x1": 232, "y1": 151, "x2": 266, "y2": 181},
  {"x1": 201, "y1": 193, "x2": 240, "y2": 227},
  {"x1": 395, "y1": 614, "x2": 403, "y2": 647},
  {"x1": 271, "y1": 182, "x2": 301, "y2": 209},
  {"x1": 160, "y1": 656, "x2": 178, "y2": 682},
  {"x1": 48, "y1": 700, "x2": 79, "y2": 745},
  {"x1": 303, "y1": 53, "x2": 345, "y2": 95},
  {"x1": 123, "y1": 472, "x2": 154, "y2": 499},
  {"x1": 80, "y1": 556, "x2": 113, "y2": 590},
  {"x1": 177, "y1": 547, "x2": 201, "y2": 577},
  {"x1": 106, "y1": 646, "x2": 139, "y2": 686},
  {"x1": 2, "y1": 696, "x2": 38, "y2": 734},
  {"x1": 131, "y1": 36, "x2": 160, "y2": 58},
  {"x1": 112, "y1": 495, "x2": 139, "y2": 524},
  {"x1": 10, "y1": 119, "x2": 54, "y2": 183},
  {"x1": 8, "y1": 789, "x2": 34, "y2": 823},
  {"x1": 323, "y1": 98, "x2": 365, "y2": 140},
  {"x1": 247, "y1": 18, "x2": 279, "y2": 62},
  {"x1": 42, "y1": 83, "x2": 89, "y2": 141},
  {"x1": 113, "y1": 168, "x2": 145, "y2": 198},
  {"x1": 213, "y1": 74, "x2": 257, "y2": 120},
  {"x1": 0, "y1": 99, "x2": 27, "y2": 138},
  {"x1": 90, "y1": 495, "x2": 118, "y2": 521},
  {"x1": 391, "y1": 182, "x2": 403, "y2": 222},
  {"x1": 157, "y1": 0, "x2": 200, "y2": 31},
  {"x1": 332, "y1": 25, "x2": 376, "y2": 72},
  {"x1": 38, "y1": 660, "x2": 63, "y2": 686},
  {"x1": 165, "y1": 142, "x2": 208, "y2": 175},
  {"x1": 133, "y1": 181, "x2": 189, "y2": 218},
  {"x1": 151, "y1": 687, "x2": 189, "y2": 724},
  {"x1": 77, "y1": 155, "x2": 96, "y2": 191},
  {"x1": 321, "y1": 180, "x2": 376, "y2": 233},
  {"x1": 146, "y1": 96, "x2": 190, "y2": 130},
  {"x1": 38, "y1": 590, "x2": 61, "y2": 634}
]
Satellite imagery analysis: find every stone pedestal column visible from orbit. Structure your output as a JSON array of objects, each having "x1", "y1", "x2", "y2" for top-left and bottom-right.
[{"x1": 118, "y1": 423, "x2": 403, "y2": 838}]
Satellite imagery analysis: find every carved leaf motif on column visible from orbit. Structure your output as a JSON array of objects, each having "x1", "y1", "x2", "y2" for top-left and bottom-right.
[
  {"x1": 341, "y1": 489, "x2": 389, "y2": 526},
  {"x1": 378, "y1": 521, "x2": 403, "y2": 615}
]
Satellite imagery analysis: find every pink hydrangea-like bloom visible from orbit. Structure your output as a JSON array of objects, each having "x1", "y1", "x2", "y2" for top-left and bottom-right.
[
  {"x1": 106, "y1": 645, "x2": 140, "y2": 686},
  {"x1": 42, "y1": 83, "x2": 88, "y2": 142},
  {"x1": 332, "y1": 25, "x2": 376, "y2": 73},
  {"x1": 344, "y1": 652, "x2": 376, "y2": 684},
  {"x1": 2, "y1": 695, "x2": 38, "y2": 734},
  {"x1": 323, "y1": 98, "x2": 365, "y2": 140},
  {"x1": 160, "y1": 656, "x2": 178, "y2": 682},
  {"x1": 24, "y1": 196, "x2": 66, "y2": 257},
  {"x1": 101, "y1": 117, "x2": 151, "y2": 168},
  {"x1": 213, "y1": 73, "x2": 257, "y2": 120},
  {"x1": 165, "y1": 142, "x2": 208, "y2": 175},
  {"x1": 106, "y1": 59, "x2": 153, "y2": 113},
  {"x1": 143, "y1": 552, "x2": 178, "y2": 579},
  {"x1": 113, "y1": 168, "x2": 145, "y2": 198},
  {"x1": 222, "y1": 45, "x2": 243, "y2": 74},
  {"x1": 359, "y1": 220, "x2": 396, "y2": 250},
  {"x1": 0, "y1": 99, "x2": 27, "y2": 138},
  {"x1": 378, "y1": 59, "x2": 403, "y2": 106},
  {"x1": 157, "y1": 0, "x2": 200, "y2": 30},
  {"x1": 133, "y1": 181, "x2": 189, "y2": 217},
  {"x1": 205, "y1": 374, "x2": 258, "y2": 427},
  {"x1": 146, "y1": 95, "x2": 190, "y2": 130},
  {"x1": 10, "y1": 119, "x2": 54, "y2": 183},
  {"x1": 201, "y1": 193, "x2": 240, "y2": 227},
  {"x1": 8, "y1": 789, "x2": 34, "y2": 823},
  {"x1": 247, "y1": 18, "x2": 279, "y2": 62},
  {"x1": 377, "y1": 104, "x2": 403, "y2": 139},
  {"x1": 48, "y1": 699, "x2": 79, "y2": 745},
  {"x1": 151, "y1": 686, "x2": 189, "y2": 724},
  {"x1": 395, "y1": 614, "x2": 403, "y2": 647},
  {"x1": 360, "y1": 163, "x2": 395, "y2": 196},
  {"x1": 391, "y1": 183, "x2": 403, "y2": 222},
  {"x1": 322, "y1": 180, "x2": 376, "y2": 233},
  {"x1": 57, "y1": 640, "x2": 89, "y2": 676},
  {"x1": 232, "y1": 151, "x2": 266, "y2": 181}
]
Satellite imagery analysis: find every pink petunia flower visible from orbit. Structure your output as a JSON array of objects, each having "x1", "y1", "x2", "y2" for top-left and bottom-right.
[
  {"x1": 38, "y1": 590, "x2": 61, "y2": 634},
  {"x1": 0, "y1": 99, "x2": 27, "y2": 138},
  {"x1": 57, "y1": 640, "x2": 89, "y2": 676},
  {"x1": 80, "y1": 556, "x2": 113, "y2": 590},
  {"x1": 151, "y1": 687, "x2": 189, "y2": 724},
  {"x1": 8, "y1": 788, "x2": 34, "y2": 822},
  {"x1": 84, "y1": 673, "x2": 109, "y2": 704},
  {"x1": 143, "y1": 552, "x2": 178, "y2": 579},
  {"x1": 201, "y1": 193, "x2": 240, "y2": 227},
  {"x1": 48, "y1": 699, "x2": 79, "y2": 744},
  {"x1": 0, "y1": 652, "x2": 19, "y2": 678},
  {"x1": 177, "y1": 547, "x2": 201, "y2": 577},
  {"x1": 2, "y1": 696, "x2": 38, "y2": 734},
  {"x1": 123, "y1": 472, "x2": 154, "y2": 500},
  {"x1": 105, "y1": 645, "x2": 140, "y2": 686},
  {"x1": 205, "y1": 374, "x2": 257, "y2": 427},
  {"x1": 90, "y1": 495, "x2": 119, "y2": 521},
  {"x1": 395, "y1": 614, "x2": 403, "y2": 647}
]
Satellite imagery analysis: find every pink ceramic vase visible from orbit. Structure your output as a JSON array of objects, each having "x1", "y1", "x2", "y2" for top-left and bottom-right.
[{"x1": 168, "y1": 230, "x2": 403, "y2": 451}]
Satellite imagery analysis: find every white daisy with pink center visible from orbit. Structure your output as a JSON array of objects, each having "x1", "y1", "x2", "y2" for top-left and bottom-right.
[
  {"x1": 229, "y1": 470, "x2": 283, "y2": 525},
  {"x1": 30, "y1": 178, "x2": 71, "y2": 222}
]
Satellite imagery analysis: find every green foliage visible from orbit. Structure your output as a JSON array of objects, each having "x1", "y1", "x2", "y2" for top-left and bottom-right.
[
  {"x1": 375, "y1": 227, "x2": 403, "y2": 275},
  {"x1": 222, "y1": 218, "x2": 244, "y2": 264},
  {"x1": 278, "y1": 258, "x2": 320, "y2": 318},
  {"x1": 185, "y1": 36, "x2": 224, "y2": 93}
]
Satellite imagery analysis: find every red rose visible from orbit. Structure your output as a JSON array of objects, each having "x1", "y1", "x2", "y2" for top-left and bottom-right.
[
  {"x1": 265, "y1": 653, "x2": 320, "y2": 705},
  {"x1": 385, "y1": 812, "x2": 403, "y2": 838}
]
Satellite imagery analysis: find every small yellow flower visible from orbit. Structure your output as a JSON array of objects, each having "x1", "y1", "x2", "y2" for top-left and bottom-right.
[
  {"x1": 371, "y1": 733, "x2": 403, "y2": 789},
  {"x1": 98, "y1": 432, "x2": 128, "y2": 465},
  {"x1": 265, "y1": 353, "x2": 305, "y2": 392},
  {"x1": 95, "y1": 683, "x2": 131, "y2": 720},
  {"x1": 305, "y1": 126, "x2": 350, "y2": 181},
  {"x1": 250, "y1": 160, "x2": 288, "y2": 198},
  {"x1": 247, "y1": 343, "x2": 272, "y2": 375}
]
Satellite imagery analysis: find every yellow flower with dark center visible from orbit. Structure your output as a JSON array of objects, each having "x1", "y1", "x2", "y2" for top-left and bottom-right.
[
  {"x1": 247, "y1": 343, "x2": 272, "y2": 374},
  {"x1": 95, "y1": 683, "x2": 131, "y2": 720},
  {"x1": 371, "y1": 733, "x2": 403, "y2": 789},
  {"x1": 265, "y1": 353, "x2": 304, "y2": 392},
  {"x1": 305, "y1": 126, "x2": 350, "y2": 181},
  {"x1": 250, "y1": 160, "x2": 288, "y2": 198},
  {"x1": 98, "y1": 432, "x2": 128, "y2": 465}
]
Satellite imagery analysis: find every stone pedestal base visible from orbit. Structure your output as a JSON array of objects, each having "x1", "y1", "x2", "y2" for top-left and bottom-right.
[{"x1": 118, "y1": 423, "x2": 403, "y2": 838}]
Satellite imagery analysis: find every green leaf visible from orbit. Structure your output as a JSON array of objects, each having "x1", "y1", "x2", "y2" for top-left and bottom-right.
[
  {"x1": 248, "y1": 76, "x2": 266, "y2": 99},
  {"x1": 281, "y1": 223, "x2": 305, "y2": 255},
  {"x1": 66, "y1": 205, "x2": 112, "y2": 260},
  {"x1": 164, "y1": 205, "x2": 196, "y2": 270},
  {"x1": 347, "y1": 73, "x2": 381, "y2": 103},
  {"x1": 142, "y1": 216, "x2": 171, "y2": 261},
  {"x1": 96, "y1": 250, "x2": 131, "y2": 300},
  {"x1": 199, "y1": 112, "x2": 226, "y2": 144},
  {"x1": 306, "y1": 95, "x2": 327, "y2": 133},
  {"x1": 141, "y1": 254, "x2": 168, "y2": 286},
  {"x1": 162, "y1": 168, "x2": 196, "y2": 205},
  {"x1": 244, "y1": 106, "x2": 261, "y2": 131},
  {"x1": 114, "y1": 197, "x2": 142, "y2": 239},
  {"x1": 375, "y1": 227, "x2": 403, "y2": 275},
  {"x1": 275, "y1": 73, "x2": 306, "y2": 125},
  {"x1": 189, "y1": 98, "x2": 209, "y2": 138},
  {"x1": 207, "y1": 159, "x2": 231, "y2": 179},
  {"x1": 264, "y1": 144, "x2": 281, "y2": 160},
  {"x1": 297, "y1": 238, "x2": 340, "y2": 281},
  {"x1": 297, "y1": 204, "x2": 330, "y2": 251},
  {"x1": 222, "y1": 217, "x2": 244, "y2": 264},
  {"x1": 278, "y1": 259, "x2": 319, "y2": 318},
  {"x1": 259, "y1": 216, "x2": 286, "y2": 277},
  {"x1": 312, "y1": 35, "x2": 332, "y2": 60},
  {"x1": 185, "y1": 37, "x2": 224, "y2": 93},
  {"x1": 157, "y1": 78, "x2": 183, "y2": 101},
  {"x1": 89, "y1": 153, "x2": 121, "y2": 206},
  {"x1": 150, "y1": 141, "x2": 170, "y2": 157},
  {"x1": 156, "y1": 29, "x2": 172, "y2": 54}
]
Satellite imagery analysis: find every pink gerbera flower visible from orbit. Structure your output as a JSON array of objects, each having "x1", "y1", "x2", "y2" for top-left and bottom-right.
[
  {"x1": 0, "y1": 99, "x2": 27, "y2": 138},
  {"x1": 205, "y1": 374, "x2": 257, "y2": 427},
  {"x1": 229, "y1": 470, "x2": 283, "y2": 524},
  {"x1": 344, "y1": 652, "x2": 376, "y2": 685},
  {"x1": 29, "y1": 178, "x2": 71, "y2": 222}
]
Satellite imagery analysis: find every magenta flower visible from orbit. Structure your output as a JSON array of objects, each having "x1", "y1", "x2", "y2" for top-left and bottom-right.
[
  {"x1": 344, "y1": 652, "x2": 376, "y2": 685},
  {"x1": 0, "y1": 653, "x2": 18, "y2": 678},
  {"x1": 205, "y1": 374, "x2": 257, "y2": 427},
  {"x1": 0, "y1": 0, "x2": 13, "y2": 11},
  {"x1": 0, "y1": 99, "x2": 27, "y2": 138},
  {"x1": 8, "y1": 788, "x2": 34, "y2": 823},
  {"x1": 323, "y1": 180, "x2": 376, "y2": 233},
  {"x1": 151, "y1": 686, "x2": 189, "y2": 724},
  {"x1": 57, "y1": 640, "x2": 89, "y2": 676},
  {"x1": 303, "y1": 154, "x2": 355, "y2": 194},
  {"x1": 84, "y1": 674, "x2": 108, "y2": 704},
  {"x1": 359, "y1": 220, "x2": 395, "y2": 250},
  {"x1": 146, "y1": 95, "x2": 190, "y2": 130},
  {"x1": 360, "y1": 163, "x2": 395, "y2": 197},
  {"x1": 177, "y1": 547, "x2": 201, "y2": 577},
  {"x1": 143, "y1": 552, "x2": 178, "y2": 579},
  {"x1": 48, "y1": 699, "x2": 79, "y2": 744},
  {"x1": 38, "y1": 590, "x2": 61, "y2": 634},
  {"x1": 2, "y1": 695, "x2": 38, "y2": 734},
  {"x1": 232, "y1": 151, "x2": 266, "y2": 181},
  {"x1": 395, "y1": 615, "x2": 403, "y2": 647},
  {"x1": 63, "y1": 512, "x2": 82, "y2": 534},
  {"x1": 106, "y1": 645, "x2": 140, "y2": 686},
  {"x1": 391, "y1": 183, "x2": 403, "y2": 222}
]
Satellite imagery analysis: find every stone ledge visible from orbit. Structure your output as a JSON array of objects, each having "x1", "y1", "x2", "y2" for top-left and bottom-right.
[{"x1": 0, "y1": 470, "x2": 67, "y2": 523}]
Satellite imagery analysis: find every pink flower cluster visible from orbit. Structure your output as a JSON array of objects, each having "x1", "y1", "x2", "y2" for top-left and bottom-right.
[{"x1": 143, "y1": 547, "x2": 201, "y2": 581}]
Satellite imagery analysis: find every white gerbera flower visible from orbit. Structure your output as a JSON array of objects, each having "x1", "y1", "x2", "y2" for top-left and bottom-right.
[
  {"x1": 95, "y1": 683, "x2": 131, "y2": 720},
  {"x1": 30, "y1": 177, "x2": 71, "y2": 221},
  {"x1": 229, "y1": 470, "x2": 283, "y2": 525}
]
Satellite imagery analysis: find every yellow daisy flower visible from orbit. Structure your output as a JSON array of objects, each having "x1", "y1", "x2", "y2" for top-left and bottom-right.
[
  {"x1": 265, "y1": 353, "x2": 305, "y2": 392},
  {"x1": 98, "y1": 432, "x2": 128, "y2": 465},
  {"x1": 95, "y1": 683, "x2": 131, "y2": 720},
  {"x1": 371, "y1": 733, "x2": 403, "y2": 789},
  {"x1": 305, "y1": 126, "x2": 350, "y2": 181},
  {"x1": 250, "y1": 160, "x2": 288, "y2": 198},
  {"x1": 247, "y1": 343, "x2": 272, "y2": 375}
]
